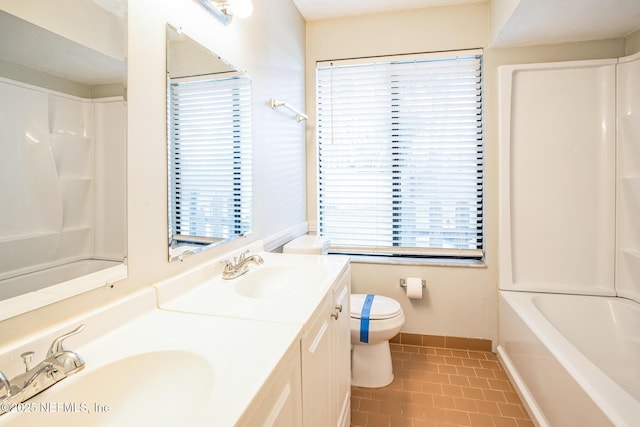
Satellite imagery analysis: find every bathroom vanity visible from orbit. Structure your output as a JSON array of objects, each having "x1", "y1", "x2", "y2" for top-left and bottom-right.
[{"x1": 0, "y1": 248, "x2": 351, "y2": 427}]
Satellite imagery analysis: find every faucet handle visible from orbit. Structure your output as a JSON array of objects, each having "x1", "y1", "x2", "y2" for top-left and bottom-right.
[
  {"x1": 235, "y1": 250, "x2": 249, "y2": 264},
  {"x1": 47, "y1": 324, "x2": 85, "y2": 357},
  {"x1": 21, "y1": 351, "x2": 35, "y2": 372}
]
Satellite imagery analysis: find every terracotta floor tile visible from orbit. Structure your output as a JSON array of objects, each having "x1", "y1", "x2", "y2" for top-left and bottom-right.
[
  {"x1": 433, "y1": 395, "x2": 456, "y2": 410},
  {"x1": 462, "y1": 386, "x2": 484, "y2": 400},
  {"x1": 389, "y1": 415, "x2": 412, "y2": 427},
  {"x1": 403, "y1": 403, "x2": 428, "y2": 420},
  {"x1": 475, "y1": 368, "x2": 497, "y2": 379},
  {"x1": 454, "y1": 397, "x2": 478, "y2": 412},
  {"x1": 367, "y1": 413, "x2": 391, "y2": 427},
  {"x1": 422, "y1": 407, "x2": 449, "y2": 423},
  {"x1": 469, "y1": 412, "x2": 495, "y2": 427},
  {"x1": 380, "y1": 400, "x2": 403, "y2": 417},
  {"x1": 451, "y1": 349, "x2": 470, "y2": 358},
  {"x1": 492, "y1": 416, "x2": 519, "y2": 427},
  {"x1": 392, "y1": 390, "x2": 414, "y2": 404},
  {"x1": 482, "y1": 389, "x2": 507, "y2": 403},
  {"x1": 441, "y1": 384, "x2": 464, "y2": 397},
  {"x1": 351, "y1": 410, "x2": 368, "y2": 427},
  {"x1": 359, "y1": 398, "x2": 382, "y2": 414},
  {"x1": 516, "y1": 419, "x2": 535, "y2": 427},
  {"x1": 411, "y1": 391, "x2": 434, "y2": 407},
  {"x1": 444, "y1": 356, "x2": 464, "y2": 366},
  {"x1": 475, "y1": 400, "x2": 501, "y2": 416},
  {"x1": 449, "y1": 375, "x2": 471, "y2": 387},
  {"x1": 468, "y1": 377, "x2": 490, "y2": 389},
  {"x1": 422, "y1": 382, "x2": 444, "y2": 395},
  {"x1": 351, "y1": 344, "x2": 532, "y2": 427},
  {"x1": 434, "y1": 348, "x2": 453, "y2": 357},
  {"x1": 480, "y1": 360, "x2": 501, "y2": 370},
  {"x1": 497, "y1": 403, "x2": 526, "y2": 419},
  {"x1": 488, "y1": 379, "x2": 513, "y2": 392},
  {"x1": 503, "y1": 391, "x2": 521, "y2": 405},
  {"x1": 456, "y1": 366, "x2": 477, "y2": 377},
  {"x1": 403, "y1": 380, "x2": 424, "y2": 392},
  {"x1": 446, "y1": 409, "x2": 472, "y2": 426},
  {"x1": 461, "y1": 358, "x2": 482, "y2": 368},
  {"x1": 438, "y1": 364, "x2": 458, "y2": 375},
  {"x1": 468, "y1": 351, "x2": 489, "y2": 360},
  {"x1": 352, "y1": 396, "x2": 362, "y2": 411}
]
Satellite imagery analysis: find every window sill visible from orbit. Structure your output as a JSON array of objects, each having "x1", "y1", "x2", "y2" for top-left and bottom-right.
[{"x1": 333, "y1": 254, "x2": 487, "y2": 268}]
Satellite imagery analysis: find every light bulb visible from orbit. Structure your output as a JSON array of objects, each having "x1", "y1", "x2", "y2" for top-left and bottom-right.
[{"x1": 229, "y1": 0, "x2": 253, "y2": 19}]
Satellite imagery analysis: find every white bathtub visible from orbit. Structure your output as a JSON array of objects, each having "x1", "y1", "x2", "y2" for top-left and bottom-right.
[
  {"x1": 498, "y1": 291, "x2": 640, "y2": 427},
  {"x1": 0, "y1": 259, "x2": 126, "y2": 320}
]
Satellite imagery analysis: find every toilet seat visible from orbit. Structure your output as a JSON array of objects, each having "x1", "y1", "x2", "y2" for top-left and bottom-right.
[{"x1": 351, "y1": 294, "x2": 402, "y2": 320}]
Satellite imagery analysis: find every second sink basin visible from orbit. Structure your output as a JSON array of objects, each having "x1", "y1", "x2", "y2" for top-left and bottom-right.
[{"x1": 234, "y1": 265, "x2": 326, "y2": 298}]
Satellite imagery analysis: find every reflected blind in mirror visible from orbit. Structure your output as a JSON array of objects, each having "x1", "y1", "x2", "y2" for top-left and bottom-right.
[
  {"x1": 168, "y1": 75, "x2": 252, "y2": 243},
  {"x1": 316, "y1": 50, "x2": 484, "y2": 258}
]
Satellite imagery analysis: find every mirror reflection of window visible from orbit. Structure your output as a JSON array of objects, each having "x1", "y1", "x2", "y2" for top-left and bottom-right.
[
  {"x1": 165, "y1": 25, "x2": 253, "y2": 261},
  {"x1": 168, "y1": 74, "x2": 252, "y2": 248}
]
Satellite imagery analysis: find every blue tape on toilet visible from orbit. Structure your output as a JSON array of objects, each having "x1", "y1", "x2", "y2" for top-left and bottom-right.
[{"x1": 360, "y1": 294, "x2": 375, "y2": 343}]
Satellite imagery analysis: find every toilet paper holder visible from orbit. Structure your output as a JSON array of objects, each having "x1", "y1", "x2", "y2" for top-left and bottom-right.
[{"x1": 399, "y1": 279, "x2": 426, "y2": 288}]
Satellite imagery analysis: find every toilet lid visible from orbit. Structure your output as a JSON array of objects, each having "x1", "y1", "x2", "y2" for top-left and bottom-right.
[{"x1": 350, "y1": 294, "x2": 402, "y2": 320}]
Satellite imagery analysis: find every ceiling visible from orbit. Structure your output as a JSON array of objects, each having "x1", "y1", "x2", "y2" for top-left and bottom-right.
[
  {"x1": 292, "y1": 0, "x2": 485, "y2": 21},
  {"x1": 292, "y1": 0, "x2": 640, "y2": 47}
]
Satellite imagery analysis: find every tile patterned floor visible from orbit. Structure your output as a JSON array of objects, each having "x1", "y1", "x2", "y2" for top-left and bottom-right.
[{"x1": 350, "y1": 343, "x2": 534, "y2": 427}]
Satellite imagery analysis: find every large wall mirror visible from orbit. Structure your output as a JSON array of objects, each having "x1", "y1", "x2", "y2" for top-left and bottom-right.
[
  {"x1": 166, "y1": 25, "x2": 252, "y2": 262},
  {"x1": 0, "y1": 2, "x2": 127, "y2": 320}
]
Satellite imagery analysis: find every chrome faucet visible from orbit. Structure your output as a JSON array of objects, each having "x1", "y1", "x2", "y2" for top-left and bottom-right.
[
  {"x1": 221, "y1": 250, "x2": 264, "y2": 279},
  {"x1": 0, "y1": 324, "x2": 85, "y2": 415}
]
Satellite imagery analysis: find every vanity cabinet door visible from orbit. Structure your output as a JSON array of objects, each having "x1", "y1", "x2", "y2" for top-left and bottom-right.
[
  {"x1": 332, "y1": 268, "x2": 351, "y2": 427},
  {"x1": 301, "y1": 264, "x2": 352, "y2": 427},
  {"x1": 301, "y1": 293, "x2": 334, "y2": 427},
  {"x1": 237, "y1": 341, "x2": 302, "y2": 427}
]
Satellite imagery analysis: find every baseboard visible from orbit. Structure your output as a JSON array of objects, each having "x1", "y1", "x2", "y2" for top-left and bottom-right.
[{"x1": 390, "y1": 332, "x2": 492, "y2": 352}]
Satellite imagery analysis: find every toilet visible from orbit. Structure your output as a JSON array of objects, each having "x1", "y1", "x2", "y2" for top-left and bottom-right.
[
  {"x1": 350, "y1": 294, "x2": 405, "y2": 387},
  {"x1": 283, "y1": 235, "x2": 406, "y2": 388}
]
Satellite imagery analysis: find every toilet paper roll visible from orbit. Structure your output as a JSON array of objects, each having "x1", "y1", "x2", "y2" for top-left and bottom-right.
[{"x1": 406, "y1": 277, "x2": 423, "y2": 299}]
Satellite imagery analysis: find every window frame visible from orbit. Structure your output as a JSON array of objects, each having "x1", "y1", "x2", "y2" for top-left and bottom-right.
[{"x1": 315, "y1": 49, "x2": 485, "y2": 262}]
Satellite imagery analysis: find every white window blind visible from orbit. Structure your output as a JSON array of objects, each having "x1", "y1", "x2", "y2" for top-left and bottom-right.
[
  {"x1": 168, "y1": 75, "x2": 252, "y2": 244},
  {"x1": 316, "y1": 51, "x2": 484, "y2": 258}
]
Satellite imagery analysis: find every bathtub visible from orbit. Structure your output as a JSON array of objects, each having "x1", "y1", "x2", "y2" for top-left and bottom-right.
[
  {"x1": 0, "y1": 258, "x2": 126, "y2": 320},
  {"x1": 498, "y1": 291, "x2": 640, "y2": 427}
]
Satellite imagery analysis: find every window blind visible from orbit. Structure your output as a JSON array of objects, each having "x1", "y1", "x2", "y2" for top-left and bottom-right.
[
  {"x1": 168, "y1": 75, "x2": 252, "y2": 244},
  {"x1": 316, "y1": 51, "x2": 484, "y2": 258}
]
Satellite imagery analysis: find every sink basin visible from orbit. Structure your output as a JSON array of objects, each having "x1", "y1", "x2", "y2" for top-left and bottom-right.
[
  {"x1": 1, "y1": 350, "x2": 214, "y2": 426},
  {"x1": 234, "y1": 265, "x2": 327, "y2": 298}
]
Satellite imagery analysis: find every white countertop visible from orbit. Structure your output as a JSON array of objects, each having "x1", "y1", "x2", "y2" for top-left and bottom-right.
[
  {"x1": 0, "y1": 250, "x2": 349, "y2": 426},
  {"x1": 157, "y1": 252, "x2": 350, "y2": 325},
  {"x1": 0, "y1": 289, "x2": 301, "y2": 427}
]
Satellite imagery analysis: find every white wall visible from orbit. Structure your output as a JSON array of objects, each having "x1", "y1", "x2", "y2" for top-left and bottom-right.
[
  {"x1": 0, "y1": 0, "x2": 306, "y2": 342},
  {"x1": 306, "y1": 2, "x2": 625, "y2": 345}
]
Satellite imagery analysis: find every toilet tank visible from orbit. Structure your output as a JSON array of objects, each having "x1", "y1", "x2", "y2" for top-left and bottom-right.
[{"x1": 283, "y1": 235, "x2": 330, "y2": 255}]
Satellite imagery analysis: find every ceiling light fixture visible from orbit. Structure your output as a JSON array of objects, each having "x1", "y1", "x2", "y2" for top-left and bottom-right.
[{"x1": 195, "y1": 0, "x2": 253, "y2": 25}]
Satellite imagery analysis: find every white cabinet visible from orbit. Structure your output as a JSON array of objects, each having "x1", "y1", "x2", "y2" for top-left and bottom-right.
[
  {"x1": 238, "y1": 341, "x2": 303, "y2": 427},
  {"x1": 301, "y1": 265, "x2": 351, "y2": 427},
  {"x1": 332, "y1": 270, "x2": 351, "y2": 427}
]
